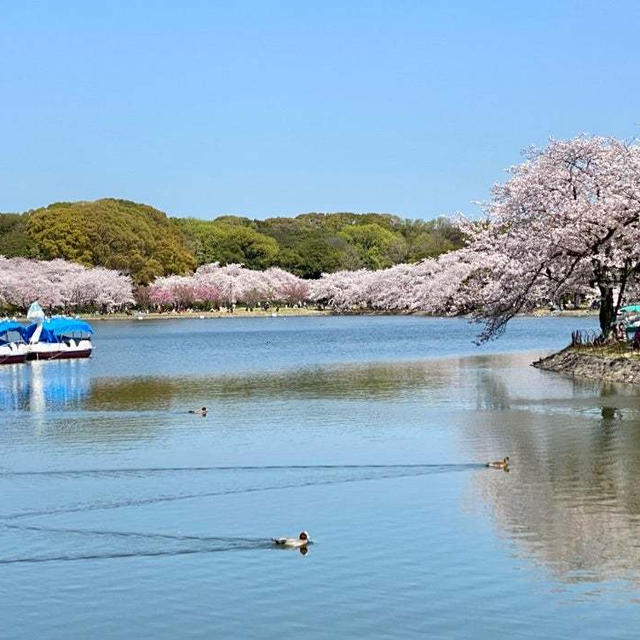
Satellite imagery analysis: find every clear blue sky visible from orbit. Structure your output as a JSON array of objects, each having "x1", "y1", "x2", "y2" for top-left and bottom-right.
[{"x1": 2, "y1": 1, "x2": 639, "y2": 220}]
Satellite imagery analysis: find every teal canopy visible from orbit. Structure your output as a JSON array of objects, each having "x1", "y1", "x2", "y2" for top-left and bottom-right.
[{"x1": 619, "y1": 304, "x2": 640, "y2": 314}]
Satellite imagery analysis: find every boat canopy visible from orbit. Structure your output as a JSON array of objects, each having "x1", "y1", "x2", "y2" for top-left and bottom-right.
[
  {"x1": 0, "y1": 321, "x2": 26, "y2": 344},
  {"x1": 22, "y1": 318, "x2": 93, "y2": 344},
  {"x1": 619, "y1": 304, "x2": 640, "y2": 314},
  {"x1": 47, "y1": 318, "x2": 93, "y2": 335},
  {"x1": 0, "y1": 321, "x2": 25, "y2": 334}
]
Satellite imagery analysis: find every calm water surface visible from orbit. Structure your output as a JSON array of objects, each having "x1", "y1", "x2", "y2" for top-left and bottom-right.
[{"x1": 4, "y1": 314, "x2": 640, "y2": 639}]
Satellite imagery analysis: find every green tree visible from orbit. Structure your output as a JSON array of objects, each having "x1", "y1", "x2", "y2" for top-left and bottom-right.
[
  {"x1": 287, "y1": 238, "x2": 343, "y2": 278},
  {"x1": 407, "y1": 232, "x2": 454, "y2": 261},
  {"x1": 0, "y1": 213, "x2": 35, "y2": 257},
  {"x1": 175, "y1": 218, "x2": 279, "y2": 269},
  {"x1": 339, "y1": 223, "x2": 407, "y2": 269},
  {"x1": 26, "y1": 199, "x2": 195, "y2": 283}
]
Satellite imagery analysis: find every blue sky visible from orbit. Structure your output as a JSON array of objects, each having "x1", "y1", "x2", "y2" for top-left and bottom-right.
[{"x1": 2, "y1": 1, "x2": 639, "y2": 220}]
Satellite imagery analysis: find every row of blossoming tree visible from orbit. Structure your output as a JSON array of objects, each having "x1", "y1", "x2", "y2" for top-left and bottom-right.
[
  {"x1": 145, "y1": 263, "x2": 310, "y2": 309},
  {"x1": 4, "y1": 136, "x2": 639, "y2": 340},
  {"x1": 142, "y1": 257, "x2": 476, "y2": 313}
]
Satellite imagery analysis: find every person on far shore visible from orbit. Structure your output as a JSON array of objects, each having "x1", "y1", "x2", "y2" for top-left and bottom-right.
[{"x1": 189, "y1": 406, "x2": 208, "y2": 416}]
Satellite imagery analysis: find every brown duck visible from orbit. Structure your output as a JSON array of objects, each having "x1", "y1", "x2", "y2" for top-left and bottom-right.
[{"x1": 486, "y1": 456, "x2": 509, "y2": 470}]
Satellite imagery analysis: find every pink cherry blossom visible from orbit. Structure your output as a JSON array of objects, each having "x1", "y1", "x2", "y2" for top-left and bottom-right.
[{"x1": 0, "y1": 256, "x2": 134, "y2": 313}]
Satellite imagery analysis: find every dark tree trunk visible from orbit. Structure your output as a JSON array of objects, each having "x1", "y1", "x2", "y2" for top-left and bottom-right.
[{"x1": 599, "y1": 284, "x2": 615, "y2": 338}]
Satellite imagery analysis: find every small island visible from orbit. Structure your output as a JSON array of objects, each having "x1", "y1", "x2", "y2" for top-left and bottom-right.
[{"x1": 534, "y1": 345, "x2": 640, "y2": 384}]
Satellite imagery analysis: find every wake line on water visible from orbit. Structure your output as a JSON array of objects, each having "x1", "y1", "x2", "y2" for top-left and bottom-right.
[
  {"x1": 0, "y1": 544, "x2": 274, "y2": 566},
  {"x1": 2, "y1": 522, "x2": 266, "y2": 544},
  {"x1": 0, "y1": 466, "x2": 479, "y2": 521},
  {"x1": 0, "y1": 524, "x2": 304, "y2": 565},
  {"x1": 0, "y1": 463, "x2": 482, "y2": 478}
]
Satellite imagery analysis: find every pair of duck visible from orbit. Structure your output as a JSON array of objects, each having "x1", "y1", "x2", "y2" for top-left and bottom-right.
[{"x1": 265, "y1": 459, "x2": 511, "y2": 550}]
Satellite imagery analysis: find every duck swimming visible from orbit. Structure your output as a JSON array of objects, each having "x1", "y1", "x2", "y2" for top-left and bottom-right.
[
  {"x1": 188, "y1": 406, "x2": 208, "y2": 416},
  {"x1": 486, "y1": 456, "x2": 509, "y2": 469},
  {"x1": 272, "y1": 531, "x2": 310, "y2": 548}
]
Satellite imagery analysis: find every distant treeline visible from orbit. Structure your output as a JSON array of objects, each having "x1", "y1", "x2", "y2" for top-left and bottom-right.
[{"x1": 0, "y1": 198, "x2": 464, "y2": 284}]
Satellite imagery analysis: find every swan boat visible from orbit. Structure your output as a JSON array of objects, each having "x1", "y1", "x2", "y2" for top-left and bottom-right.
[{"x1": 24, "y1": 317, "x2": 93, "y2": 361}]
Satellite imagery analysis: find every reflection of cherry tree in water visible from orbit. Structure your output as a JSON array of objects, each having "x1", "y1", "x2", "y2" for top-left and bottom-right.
[{"x1": 465, "y1": 367, "x2": 640, "y2": 585}]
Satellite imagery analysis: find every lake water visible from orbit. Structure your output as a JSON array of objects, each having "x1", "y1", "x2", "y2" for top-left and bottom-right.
[{"x1": 3, "y1": 314, "x2": 640, "y2": 639}]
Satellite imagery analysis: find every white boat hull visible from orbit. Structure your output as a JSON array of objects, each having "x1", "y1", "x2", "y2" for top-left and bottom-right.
[
  {"x1": 0, "y1": 343, "x2": 28, "y2": 364},
  {"x1": 27, "y1": 339, "x2": 93, "y2": 361}
]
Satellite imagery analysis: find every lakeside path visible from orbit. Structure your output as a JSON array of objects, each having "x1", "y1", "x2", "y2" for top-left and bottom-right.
[
  {"x1": 8, "y1": 308, "x2": 599, "y2": 322},
  {"x1": 6, "y1": 307, "x2": 329, "y2": 323},
  {"x1": 78, "y1": 307, "x2": 331, "y2": 321},
  {"x1": 81, "y1": 308, "x2": 599, "y2": 322}
]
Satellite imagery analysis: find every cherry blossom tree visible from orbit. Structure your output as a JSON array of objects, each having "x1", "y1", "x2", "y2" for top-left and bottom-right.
[
  {"x1": 309, "y1": 269, "x2": 374, "y2": 310},
  {"x1": 459, "y1": 137, "x2": 640, "y2": 340},
  {"x1": 146, "y1": 275, "x2": 194, "y2": 309},
  {"x1": 146, "y1": 263, "x2": 312, "y2": 310},
  {"x1": 263, "y1": 267, "x2": 310, "y2": 304},
  {"x1": 0, "y1": 256, "x2": 134, "y2": 313}
]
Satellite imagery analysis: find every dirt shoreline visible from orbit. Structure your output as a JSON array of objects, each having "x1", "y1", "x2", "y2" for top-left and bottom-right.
[{"x1": 532, "y1": 347, "x2": 640, "y2": 384}]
